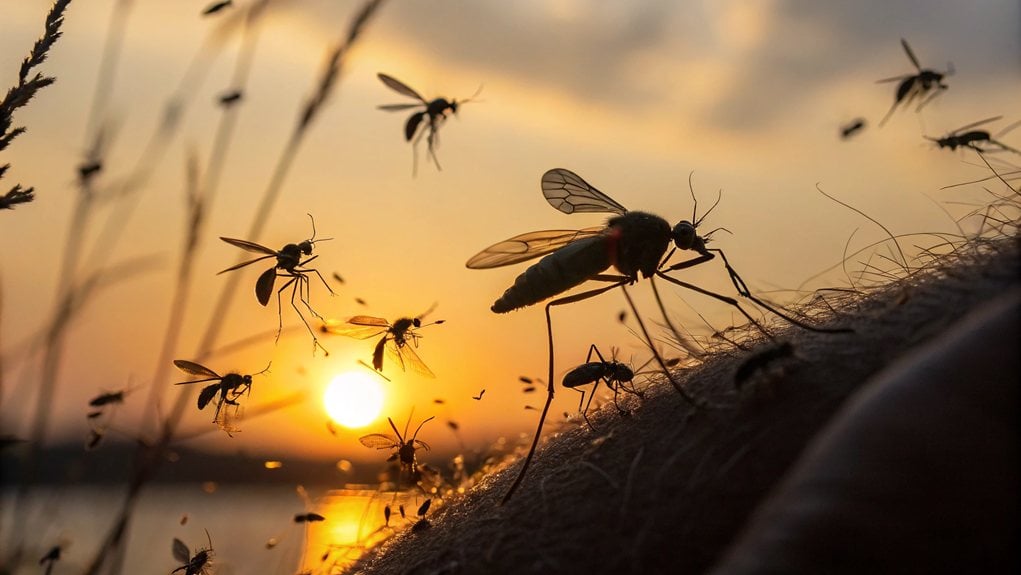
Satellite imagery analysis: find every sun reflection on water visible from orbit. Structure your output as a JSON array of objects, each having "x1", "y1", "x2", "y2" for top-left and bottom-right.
[{"x1": 301, "y1": 487, "x2": 431, "y2": 573}]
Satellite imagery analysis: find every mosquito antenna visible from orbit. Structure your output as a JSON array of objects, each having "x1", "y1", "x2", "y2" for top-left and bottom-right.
[
  {"x1": 462, "y1": 83, "x2": 485, "y2": 105},
  {"x1": 387, "y1": 417, "x2": 403, "y2": 442},
  {"x1": 687, "y1": 171, "x2": 698, "y2": 223},
  {"x1": 695, "y1": 189, "x2": 724, "y2": 229},
  {"x1": 411, "y1": 415, "x2": 434, "y2": 441}
]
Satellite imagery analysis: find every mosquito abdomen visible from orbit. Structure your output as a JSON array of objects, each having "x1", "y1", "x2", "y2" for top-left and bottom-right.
[{"x1": 492, "y1": 235, "x2": 611, "y2": 313}]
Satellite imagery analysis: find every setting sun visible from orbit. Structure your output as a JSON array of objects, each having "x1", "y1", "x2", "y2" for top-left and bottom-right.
[{"x1": 324, "y1": 371, "x2": 386, "y2": 428}]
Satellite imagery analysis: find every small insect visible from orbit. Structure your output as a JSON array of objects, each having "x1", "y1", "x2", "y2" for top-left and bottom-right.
[
  {"x1": 78, "y1": 160, "x2": 102, "y2": 180},
  {"x1": 468, "y1": 168, "x2": 844, "y2": 503},
  {"x1": 359, "y1": 415, "x2": 434, "y2": 489},
  {"x1": 39, "y1": 545, "x2": 62, "y2": 575},
  {"x1": 88, "y1": 383, "x2": 141, "y2": 407},
  {"x1": 173, "y1": 360, "x2": 268, "y2": 433},
  {"x1": 840, "y1": 118, "x2": 866, "y2": 140},
  {"x1": 734, "y1": 341, "x2": 795, "y2": 388},
  {"x1": 0, "y1": 187, "x2": 34, "y2": 210},
  {"x1": 412, "y1": 498, "x2": 432, "y2": 532},
  {"x1": 201, "y1": 0, "x2": 232, "y2": 16},
  {"x1": 172, "y1": 530, "x2": 214, "y2": 575},
  {"x1": 376, "y1": 72, "x2": 481, "y2": 175},
  {"x1": 85, "y1": 428, "x2": 104, "y2": 451},
  {"x1": 562, "y1": 345, "x2": 640, "y2": 428},
  {"x1": 925, "y1": 116, "x2": 1020, "y2": 155},
  {"x1": 219, "y1": 214, "x2": 336, "y2": 353},
  {"x1": 218, "y1": 90, "x2": 242, "y2": 107},
  {"x1": 472, "y1": 389, "x2": 486, "y2": 400},
  {"x1": 877, "y1": 38, "x2": 951, "y2": 127},
  {"x1": 323, "y1": 307, "x2": 444, "y2": 377},
  {"x1": 294, "y1": 512, "x2": 326, "y2": 523}
]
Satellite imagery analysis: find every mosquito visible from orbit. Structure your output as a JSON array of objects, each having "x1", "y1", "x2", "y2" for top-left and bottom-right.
[
  {"x1": 562, "y1": 345, "x2": 646, "y2": 429},
  {"x1": 219, "y1": 214, "x2": 336, "y2": 353},
  {"x1": 877, "y1": 38, "x2": 951, "y2": 127},
  {"x1": 172, "y1": 530, "x2": 214, "y2": 575},
  {"x1": 925, "y1": 116, "x2": 1020, "y2": 155},
  {"x1": 359, "y1": 415, "x2": 434, "y2": 490},
  {"x1": 840, "y1": 118, "x2": 866, "y2": 140},
  {"x1": 322, "y1": 307, "x2": 444, "y2": 378},
  {"x1": 467, "y1": 167, "x2": 846, "y2": 502},
  {"x1": 173, "y1": 360, "x2": 268, "y2": 433},
  {"x1": 376, "y1": 72, "x2": 481, "y2": 175}
]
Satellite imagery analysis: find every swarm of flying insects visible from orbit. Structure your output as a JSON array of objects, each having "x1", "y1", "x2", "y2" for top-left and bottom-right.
[
  {"x1": 322, "y1": 306, "x2": 445, "y2": 377},
  {"x1": 218, "y1": 214, "x2": 336, "y2": 354},
  {"x1": 562, "y1": 345, "x2": 648, "y2": 429},
  {"x1": 172, "y1": 530, "x2": 214, "y2": 575},
  {"x1": 467, "y1": 168, "x2": 846, "y2": 502},
  {"x1": 877, "y1": 38, "x2": 952, "y2": 127},
  {"x1": 376, "y1": 72, "x2": 481, "y2": 175},
  {"x1": 84, "y1": 383, "x2": 140, "y2": 450},
  {"x1": 925, "y1": 116, "x2": 1021, "y2": 155},
  {"x1": 173, "y1": 360, "x2": 269, "y2": 434},
  {"x1": 360, "y1": 415, "x2": 435, "y2": 491}
]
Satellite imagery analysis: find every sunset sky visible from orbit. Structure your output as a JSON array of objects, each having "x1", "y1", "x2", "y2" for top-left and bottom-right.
[{"x1": 1, "y1": 0, "x2": 1018, "y2": 466}]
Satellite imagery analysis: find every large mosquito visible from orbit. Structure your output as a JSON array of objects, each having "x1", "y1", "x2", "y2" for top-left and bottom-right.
[
  {"x1": 877, "y1": 38, "x2": 951, "y2": 127},
  {"x1": 925, "y1": 116, "x2": 1020, "y2": 155},
  {"x1": 322, "y1": 307, "x2": 444, "y2": 378},
  {"x1": 218, "y1": 214, "x2": 336, "y2": 353},
  {"x1": 173, "y1": 360, "x2": 268, "y2": 434},
  {"x1": 467, "y1": 168, "x2": 846, "y2": 502},
  {"x1": 376, "y1": 72, "x2": 481, "y2": 175}
]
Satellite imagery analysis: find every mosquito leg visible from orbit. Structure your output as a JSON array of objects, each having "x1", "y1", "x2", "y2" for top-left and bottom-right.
[
  {"x1": 618, "y1": 284, "x2": 701, "y2": 407},
  {"x1": 648, "y1": 276, "x2": 704, "y2": 359},
  {"x1": 501, "y1": 280, "x2": 626, "y2": 505},
  {"x1": 274, "y1": 275, "x2": 298, "y2": 342},
  {"x1": 710, "y1": 249, "x2": 852, "y2": 333}
]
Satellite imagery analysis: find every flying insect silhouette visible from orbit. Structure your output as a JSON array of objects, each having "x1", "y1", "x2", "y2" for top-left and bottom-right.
[
  {"x1": 360, "y1": 414, "x2": 434, "y2": 490},
  {"x1": 218, "y1": 214, "x2": 335, "y2": 352},
  {"x1": 925, "y1": 116, "x2": 1020, "y2": 155},
  {"x1": 172, "y1": 531, "x2": 214, "y2": 575},
  {"x1": 877, "y1": 38, "x2": 951, "y2": 127},
  {"x1": 173, "y1": 360, "x2": 268, "y2": 433},
  {"x1": 323, "y1": 307, "x2": 444, "y2": 377},
  {"x1": 376, "y1": 72, "x2": 481, "y2": 175}
]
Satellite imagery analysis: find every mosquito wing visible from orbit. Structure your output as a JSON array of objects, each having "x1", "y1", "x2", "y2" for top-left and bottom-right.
[
  {"x1": 220, "y1": 237, "x2": 278, "y2": 256},
  {"x1": 465, "y1": 227, "x2": 606, "y2": 269},
  {"x1": 377, "y1": 73, "x2": 426, "y2": 103},
  {"x1": 950, "y1": 116, "x2": 1003, "y2": 134},
  {"x1": 218, "y1": 237, "x2": 279, "y2": 273},
  {"x1": 359, "y1": 433, "x2": 399, "y2": 449},
  {"x1": 173, "y1": 360, "x2": 220, "y2": 380},
  {"x1": 900, "y1": 38, "x2": 921, "y2": 71},
  {"x1": 377, "y1": 103, "x2": 424, "y2": 112},
  {"x1": 541, "y1": 168, "x2": 628, "y2": 215},
  {"x1": 388, "y1": 340, "x2": 435, "y2": 378},
  {"x1": 321, "y1": 319, "x2": 388, "y2": 339},
  {"x1": 172, "y1": 538, "x2": 191, "y2": 564}
]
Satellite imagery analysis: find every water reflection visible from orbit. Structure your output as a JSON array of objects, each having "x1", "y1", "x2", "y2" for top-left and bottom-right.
[{"x1": 300, "y1": 487, "x2": 432, "y2": 573}]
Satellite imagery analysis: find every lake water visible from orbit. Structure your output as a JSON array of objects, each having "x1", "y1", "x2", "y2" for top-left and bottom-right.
[{"x1": 1, "y1": 484, "x2": 412, "y2": 574}]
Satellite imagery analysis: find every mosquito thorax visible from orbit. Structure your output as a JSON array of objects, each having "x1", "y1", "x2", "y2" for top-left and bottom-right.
[
  {"x1": 607, "y1": 211, "x2": 672, "y2": 278},
  {"x1": 399, "y1": 443, "x2": 416, "y2": 464},
  {"x1": 611, "y1": 362, "x2": 634, "y2": 382}
]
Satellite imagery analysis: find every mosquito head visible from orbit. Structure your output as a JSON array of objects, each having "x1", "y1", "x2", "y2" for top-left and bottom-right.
[
  {"x1": 671, "y1": 221, "x2": 705, "y2": 252},
  {"x1": 412, "y1": 317, "x2": 422, "y2": 328},
  {"x1": 610, "y1": 362, "x2": 634, "y2": 384}
]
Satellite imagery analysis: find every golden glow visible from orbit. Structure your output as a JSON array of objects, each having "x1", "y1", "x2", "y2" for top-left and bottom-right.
[
  {"x1": 323, "y1": 372, "x2": 385, "y2": 428},
  {"x1": 264, "y1": 460, "x2": 284, "y2": 469}
]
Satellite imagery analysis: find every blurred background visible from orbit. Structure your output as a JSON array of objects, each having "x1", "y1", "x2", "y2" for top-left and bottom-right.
[{"x1": 1, "y1": 0, "x2": 1018, "y2": 469}]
